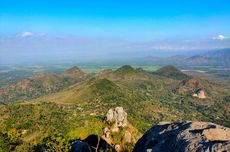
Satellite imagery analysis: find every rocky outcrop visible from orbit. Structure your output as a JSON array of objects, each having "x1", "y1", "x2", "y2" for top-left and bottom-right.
[
  {"x1": 106, "y1": 107, "x2": 128, "y2": 128},
  {"x1": 176, "y1": 78, "x2": 204, "y2": 94},
  {"x1": 193, "y1": 88, "x2": 207, "y2": 99},
  {"x1": 202, "y1": 128, "x2": 230, "y2": 141},
  {"x1": 104, "y1": 107, "x2": 130, "y2": 142},
  {"x1": 73, "y1": 107, "x2": 139, "y2": 152},
  {"x1": 174, "y1": 77, "x2": 210, "y2": 99},
  {"x1": 133, "y1": 121, "x2": 230, "y2": 152},
  {"x1": 103, "y1": 107, "x2": 140, "y2": 151}
]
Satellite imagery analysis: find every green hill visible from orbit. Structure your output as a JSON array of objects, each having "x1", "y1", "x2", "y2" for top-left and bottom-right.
[
  {"x1": 0, "y1": 67, "x2": 91, "y2": 103},
  {"x1": 155, "y1": 65, "x2": 189, "y2": 80},
  {"x1": 0, "y1": 65, "x2": 230, "y2": 151}
]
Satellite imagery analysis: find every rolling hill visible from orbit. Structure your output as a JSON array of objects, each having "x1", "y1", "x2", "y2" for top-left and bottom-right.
[
  {"x1": 0, "y1": 66, "x2": 91, "y2": 103},
  {"x1": 155, "y1": 65, "x2": 189, "y2": 80},
  {"x1": 0, "y1": 65, "x2": 230, "y2": 151},
  {"x1": 15, "y1": 65, "x2": 230, "y2": 128}
]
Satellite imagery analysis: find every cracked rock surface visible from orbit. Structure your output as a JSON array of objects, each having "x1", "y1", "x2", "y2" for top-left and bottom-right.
[{"x1": 133, "y1": 121, "x2": 230, "y2": 152}]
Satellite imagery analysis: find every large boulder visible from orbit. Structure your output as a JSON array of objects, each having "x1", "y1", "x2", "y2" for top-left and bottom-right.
[
  {"x1": 106, "y1": 107, "x2": 127, "y2": 128},
  {"x1": 71, "y1": 140, "x2": 92, "y2": 152},
  {"x1": 202, "y1": 128, "x2": 230, "y2": 141},
  {"x1": 114, "y1": 107, "x2": 128, "y2": 127},
  {"x1": 106, "y1": 109, "x2": 114, "y2": 123},
  {"x1": 133, "y1": 121, "x2": 230, "y2": 152},
  {"x1": 71, "y1": 135, "x2": 114, "y2": 152}
]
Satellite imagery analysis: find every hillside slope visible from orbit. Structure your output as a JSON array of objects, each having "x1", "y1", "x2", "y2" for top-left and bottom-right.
[
  {"x1": 0, "y1": 67, "x2": 91, "y2": 103},
  {"x1": 155, "y1": 65, "x2": 189, "y2": 80},
  {"x1": 0, "y1": 65, "x2": 229, "y2": 151},
  {"x1": 28, "y1": 65, "x2": 230, "y2": 128}
]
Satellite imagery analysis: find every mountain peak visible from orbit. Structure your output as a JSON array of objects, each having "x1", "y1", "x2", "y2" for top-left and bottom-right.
[
  {"x1": 90, "y1": 78, "x2": 118, "y2": 92},
  {"x1": 114, "y1": 65, "x2": 135, "y2": 74},
  {"x1": 156, "y1": 65, "x2": 188, "y2": 80},
  {"x1": 117, "y1": 65, "x2": 134, "y2": 71},
  {"x1": 64, "y1": 66, "x2": 83, "y2": 75}
]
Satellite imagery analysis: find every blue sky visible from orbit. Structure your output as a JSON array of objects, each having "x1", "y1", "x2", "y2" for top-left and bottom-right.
[{"x1": 0, "y1": 0, "x2": 230, "y2": 64}]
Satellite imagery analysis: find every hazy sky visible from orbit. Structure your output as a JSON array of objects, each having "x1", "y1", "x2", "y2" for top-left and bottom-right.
[{"x1": 0, "y1": 0, "x2": 230, "y2": 64}]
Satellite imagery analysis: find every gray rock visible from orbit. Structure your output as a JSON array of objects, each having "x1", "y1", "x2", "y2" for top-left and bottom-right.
[
  {"x1": 114, "y1": 107, "x2": 127, "y2": 127},
  {"x1": 105, "y1": 107, "x2": 127, "y2": 128},
  {"x1": 106, "y1": 108, "x2": 114, "y2": 123},
  {"x1": 133, "y1": 121, "x2": 230, "y2": 152}
]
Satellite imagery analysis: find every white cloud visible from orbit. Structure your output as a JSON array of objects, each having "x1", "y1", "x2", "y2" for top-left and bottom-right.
[
  {"x1": 212, "y1": 35, "x2": 229, "y2": 41},
  {"x1": 21, "y1": 32, "x2": 33, "y2": 38}
]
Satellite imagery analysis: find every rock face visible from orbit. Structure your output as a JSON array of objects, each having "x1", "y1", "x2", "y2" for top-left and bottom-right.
[
  {"x1": 114, "y1": 107, "x2": 128, "y2": 127},
  {"x1": 103, "y1": 107, "x2": 139, "y2": 151},
  {"x1": 202, "y1": 128, "x2": 230, "y2": 141},
  {"x1": 106, "y1": 109, "x2": 114, "y2": 123},
  {"x1": 176, "y1": 78, "x2": 204, "y2": 93},
  {"x1": 192, "y1": 87, "x2": 207, "y2": 99},
  {"x1": 198, "y1": 90, "x2": 206, "y2": 98},
  {"x1": 106, "y1": 107, "x2": 127, "y2": 128},
  {"x1": 133, "y1": 121, "x2": 230, "y2": 152}
]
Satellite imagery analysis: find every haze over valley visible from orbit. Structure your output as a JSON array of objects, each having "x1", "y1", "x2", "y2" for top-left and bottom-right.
[{"x1": 0, "y1": 0, "x2": 230, "y2": 151}]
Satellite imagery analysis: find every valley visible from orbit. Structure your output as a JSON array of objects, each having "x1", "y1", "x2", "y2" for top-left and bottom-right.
[
  {"x1": 1, "y1": 1, "x2": 230, "y2": 151},
  {"x1": 0, "y1": 64, "x2": 229, "y2": 151}
]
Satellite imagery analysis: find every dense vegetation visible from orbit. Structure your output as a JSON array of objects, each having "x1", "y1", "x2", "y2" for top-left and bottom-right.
[
  {"x1": 0, "y1": 67, "x2": 90, "y2": 103},
  {"x1": 155, "y1": 65, "x2": 189, "y2": 80},
  {"x1": 0, "y1": 65, "x2": 230, "y2": 151}
]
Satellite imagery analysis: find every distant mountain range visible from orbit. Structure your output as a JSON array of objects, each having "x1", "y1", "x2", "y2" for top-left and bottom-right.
[
  {"x1": 141, "y1": 48, "x2": 230, "y2": 67},
  {"x1": 185, "y1": 48, "x2": 230, "y2": 66}
]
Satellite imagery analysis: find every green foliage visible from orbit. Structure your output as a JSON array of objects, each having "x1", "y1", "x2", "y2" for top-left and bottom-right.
[
  {"x1": 33, "y1": 132, "x2": 69, "y2": 152},
  {"x1": 0, "y1": 65, "x2": 230, "y2": 151},
  {"x1": 114, "y1": 65, "x2": 135, "y2": 74},
  {"x1": 156, "y1": 65, "x2": 189, "y2": 80},
  {"x1": 3, "y1": 103, "x2": 69, "y2": 133},
  {"x1": 0, "y1": 102, "x2": 106, "y2": 151},
  {"x1": 67, "y1": 116, "x2": 104, "y2": 140},
  {"x1": 0, "y1": 129, "x2": 20, "y2": 152}
]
